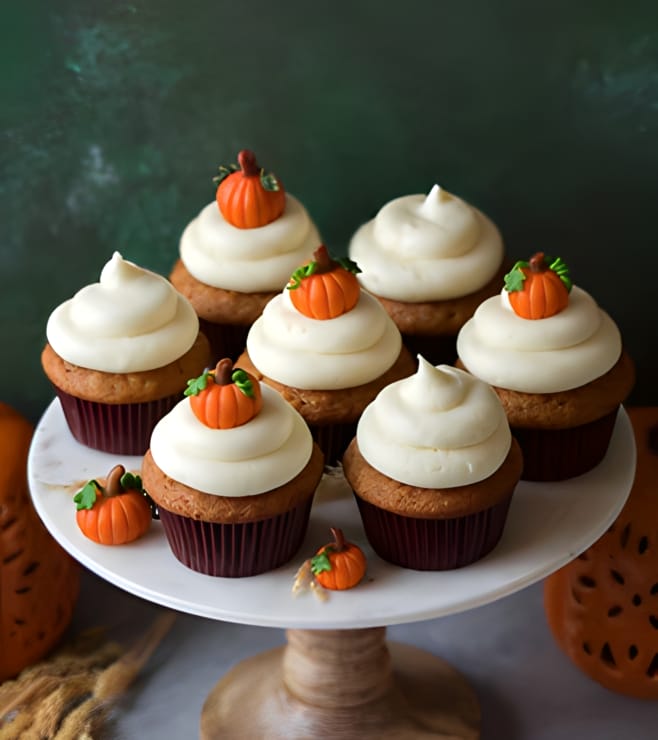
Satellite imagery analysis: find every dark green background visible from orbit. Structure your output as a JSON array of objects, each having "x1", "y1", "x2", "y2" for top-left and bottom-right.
[{"x1": 2, "y1": 1, "x2": 657, "y2": 422}]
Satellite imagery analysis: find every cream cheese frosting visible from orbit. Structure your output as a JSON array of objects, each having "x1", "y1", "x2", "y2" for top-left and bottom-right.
[
  {"x1": 246, "y1": 289, "x2": 402, "y2": 390},
  {"x1": 457, "y1": 286, "x2": 622, "y2": 393},
  {"x1": 46, "y1": 252, "x2": 199, "y2": 373},
  {"x1": 349, "y1": 185, "x2": 504, "y2": 302},
  {"x1": 356, "y1": 358, "x2": 512, "y2": 488},
  {"x1": 149, "y1": 384, "x2": 313, "y2": 496},
  {"x1": 179, "y1": 195, "x2": 321, "y2": 292}
]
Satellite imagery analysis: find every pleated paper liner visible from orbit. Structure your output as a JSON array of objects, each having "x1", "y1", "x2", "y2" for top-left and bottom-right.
[
  {"x1": 308, "y1": 421, "x2": 358, "y2": 467},
  {"x1": 513, "y1": 408, "x2": 619, "y2": 482},
  {"x1": 354, "y1": 494, "x2": 513, "y2": 571},
  {"x1": 158, "y1": 496, "x2": 315, "y2": 577},
  {"x1": 54, "y1": 388, "x2": 180, "y2": 455}
]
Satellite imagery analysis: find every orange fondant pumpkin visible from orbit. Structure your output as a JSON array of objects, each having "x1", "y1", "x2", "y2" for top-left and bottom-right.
[
  {"x1": 544, "y1": 407, "x2": 658, "y2": 699},
  {"x1": 311, "y1": 528, "x2": 367, "y2": 590},
  {"x1": 185, "y1": 358, "x2": 262, "y2": 429},
  {"x1": 74, "y1": 464, "x2": 153, "y2": 546},
  {"x1": 0, "y1": 403, "x2": 80, "y2": 682},
  {"x1": 504, "y1": 252, "x2": 571, "y2": 319},
  {"x1": 287, "y1": 246, "x2": 361, "y2": 320},
  {"x1": 214, "y1": 149, "x2": 286, "y2": 228}
]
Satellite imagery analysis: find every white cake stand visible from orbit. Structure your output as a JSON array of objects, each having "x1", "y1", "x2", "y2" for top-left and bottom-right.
[{"x1": 28, "y1": 400, "x2": 636, "y2": 739}]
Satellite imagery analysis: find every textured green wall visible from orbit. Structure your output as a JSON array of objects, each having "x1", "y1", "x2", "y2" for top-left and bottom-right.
[{"x1": 2, "y1": 1, "x2": 658, "y2": 421}]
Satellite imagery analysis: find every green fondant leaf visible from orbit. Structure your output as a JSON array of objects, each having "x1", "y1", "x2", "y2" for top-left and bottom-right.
[
  {"x1": 232, "y1": 369, "x2": 255, "y2": 398},
  {"x1": 120, "y1": 472, "x2": 143, "y2": 492},
  {"x1": 287, "y1": 261, "x2": 318, "y2": 290},
  {"x1": 336, "y1": 256, "x2": 362, "y2": 275},
  {"x1": 212, "y1": 163, "x2": 239, "y2": 186},
  {"x1": 548, "y1": 256, "x2": 573, "y2": 292},
  {"x1": 503, "y1": 260, "x2": 529, "y2": 292},
  {"x1": 260, "y1": 169, "x2": 281, "y2": 192},
  {"x1": 74, "y1": 480, "x2": 101, "y2": 511},
  {"x1": 184, "y1": 370, "x2": 211, "y2": 397},
  {"x1": 310, "y1": 548, "x2": 333, "y2": 575}
]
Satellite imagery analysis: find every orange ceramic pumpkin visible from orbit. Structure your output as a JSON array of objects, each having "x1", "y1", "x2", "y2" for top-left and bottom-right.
[
  {"x1": 214, "y1": 149, "x2": 286, "y2": 228},
  {"x1": 504, "y1": 252, "x2": 572, "y2": 319},
  {"x1": 544, "y1": 407, "x2": 658, "y2": 699},
  {"x1": 185, "y1": 358, "x2": 263, "y2": 429},
  {"x1": 287, "y1": 246, "x2": 361, "y2": 320},
  {"x1": 311, "y1": 527, "x2": 367, "y2": 590},
  {"x1": 0, "y1": 402, "x2": 79, "y2": 682},
  {"x1": 74, "y1": 464, "x2": 153, "y2": 545}
]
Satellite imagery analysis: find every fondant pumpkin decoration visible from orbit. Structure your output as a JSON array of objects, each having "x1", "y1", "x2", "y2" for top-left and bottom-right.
[
  {"x1": 504, "y1": 252, "x2": 572, "y2": 319},
  {"x1": 185, "y1": 358, "x2": 262, "y2": 429},
  {"x1": 214, "y1": 149, "x2": 286, "y2": 228},
  {"x1": 287, "y1": 245, "x2": 361, "y2": 320},
  {"x1": 311, "y1": 527, "x2": 367, "y2": 590},
  {"x1": 544, "y1": 407, "x2": 658, "y2": 699},
  {"x1": 74, "y1": 464, "x2": 153, "y2": 546},
  {"x1": 0, "y1": 402, "x2": 79, "y2": 682}
]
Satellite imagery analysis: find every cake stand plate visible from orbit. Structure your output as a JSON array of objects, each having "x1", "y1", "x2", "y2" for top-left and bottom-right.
[{"x1": 28, "y1": 400, "x2": 636, "y2": 739}]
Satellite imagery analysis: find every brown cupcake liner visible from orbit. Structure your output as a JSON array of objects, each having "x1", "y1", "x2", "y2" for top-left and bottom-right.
[
  {"x1": 157, "y1": 496, "x2": 314, "y2": 577},
  {"x1": 198, "y1": 318, "x2": 250, "y2": 365},
  {"x1": 54, "y1": 387, "x2": 181, "y2": 455},
  {"x1": 354, "y1": 494, "x2": 513, "y2": 571},
  {"x1": 513, "y1": 408, "x2": 619, "y2": 482},
  {"x1": 309, "y1": 421, "x2": 358, "y2": 467},
  {"x1": 402, "y1": 333, "x2": 458, "y2": 367}
]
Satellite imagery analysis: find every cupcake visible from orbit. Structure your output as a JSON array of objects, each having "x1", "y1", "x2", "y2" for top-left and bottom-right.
[
  {"x1": 170, "y1": 149, "x2": 321, "y2": 363},
  {"x1": 141, "y1": 359, "x2": 324, "y2": 577},
  {"x1": 41, "y1": 252, "x2": 211, "y2": 455},
  {"x1": 348, "y1": 184, "x2": 506, "y2": 365},
  {"x1": 342, "y1": 359, "x2": 522, "y2": 571},
  {"x1": 236, "y1": 246, "x2": 416, "y2": 464},
  {"x1": 456, "y1": 252, "x2": 635, "y2": 481}
]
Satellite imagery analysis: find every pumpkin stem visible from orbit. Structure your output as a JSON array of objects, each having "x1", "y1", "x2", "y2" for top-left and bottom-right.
[
  {"x1": 313, "y1": 245, "x2": 334, "y2": 274},
  {"x1": 105, "y1": 464, "x2": 126, "y2": 498},
  {"x1": 529, "y1": 252, "x2": 548, "y2": 273},
  {"x1": 215, "y1": 358, "x2": 234, "y2": 385},
  {"x1": 237, "y1": 149, "x2": 260, "y2": 177},
  {"x1": 330, "y1": 527, "x2": 346, "y2": 553}
]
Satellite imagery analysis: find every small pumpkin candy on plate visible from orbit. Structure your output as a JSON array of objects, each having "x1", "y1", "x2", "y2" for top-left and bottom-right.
[{"x1": 74, "y1": 464, "x2": 154, "y2": 545}]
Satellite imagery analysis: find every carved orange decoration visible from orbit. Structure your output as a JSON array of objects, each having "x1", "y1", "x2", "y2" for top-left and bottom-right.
[
  {"x1": 311, "y1": 527, "x2": 367, "y2": 590},
  {"x1": 215, "y1": 149, "x2": 286, "y2": 229},
  {"x1": 74, "y1": 464, "x2": 152, "y2": 546},
  {"x1": 287, "y1": 246, "x2": 361, "y2": 320},
  {"x1": 1, "y1": 403, "x2": 79, "y2": 681},
  {"x1": 544, "y1": 407, "x2": 658, "y2": 699},
  {"x1": 185, "y1": 358, "x2": 262, "y2": 429},
  {"x1": 504, "y1": 252, "x2": 572, "y2": 319}
]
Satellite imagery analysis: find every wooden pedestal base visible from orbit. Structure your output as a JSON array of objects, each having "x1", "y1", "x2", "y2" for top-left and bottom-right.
[{"x1": 200, "y1": 627, "x2": 480, "y2": 739}]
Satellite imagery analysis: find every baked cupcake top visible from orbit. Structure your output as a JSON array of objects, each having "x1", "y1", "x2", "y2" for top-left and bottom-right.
[
  {"x1": 356, "y1": 358, "x2": 511, "y2": 488},
  {"x1": 149, "y1": 359, "x2": 313, "y2": 496},
  {"x1": 457, "y1": 252, "x2": 622, "y2": 393},
  {"x1": 245, "y1": 246, "x2": 402, "y2": 390},
  {"x1": 348, "y1": 184, "x2": 503, "y2": 302},
  {"x1": 179, "y1": 149, "x2": 321, "y2": 292},
  {"x1": 46, "y1": 252, "x2": 199, "y2": 373}
]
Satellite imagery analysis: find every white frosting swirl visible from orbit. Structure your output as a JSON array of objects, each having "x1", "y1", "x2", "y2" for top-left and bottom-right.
[
  {"x1": 179, "y1": 195, "x2": 321, "y2": 292},
  {"x1": 357, "y1": 359, "x2": 512, "y2": 488},
  {"x1": 149, "y1": 384, "x2": 313, "y2": 496},
  {"x1": 456, "y1": 287, "x2": 622, "y2": 393},
  {"x1": 47, "y1": 252, "x2": 199, "y2": 373},
  {"x1": 349, "y1": 185, "x2": 504, "y2": 301},
  {"x1": 246, "y1": 290, "x2": 402, "y2": 390}
]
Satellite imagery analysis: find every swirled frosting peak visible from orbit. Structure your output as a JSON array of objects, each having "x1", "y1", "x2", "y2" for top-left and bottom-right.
[
  {"x1": 457, "y1": 286, "x2": 622, "y2": 393},
  {"x1": 46, "y1": 252, "x2": 199, "y2": 373},
  {"x1": 349, "y1": 185, "x2": 503, "y2": 301},
  {"x1": 179, "y1": 194, "x2": 321, "y2": 292},
  {"x1": 149, "y1": 384, "x2": 313, "y2": 496},
  {"x1": 357, "y1": 358, "x2": 512, "y2": 488}
]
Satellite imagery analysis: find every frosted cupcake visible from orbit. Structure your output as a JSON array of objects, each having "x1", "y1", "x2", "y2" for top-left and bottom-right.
[
  {"x1": 349, "y1": 184, "x2": 506, "y2": 364},
  {"x1": 236, "y1": 246, "x2": 416, "y2": 464},
  {"x1": 141, "y1": 359, "x2": 324, "y2": 577},
  {"x1": 457, "y1": 252, "x2": 635, "y2": 481},
  {"x1": 343, "y1": 359, "x2": 522, "y2": 570},
  {"x1": 41, "y1": 252, "x2": 210, "y2": 454},
  {"x1": 170, "y1": 149, "x2": 321, "y2": 362}
]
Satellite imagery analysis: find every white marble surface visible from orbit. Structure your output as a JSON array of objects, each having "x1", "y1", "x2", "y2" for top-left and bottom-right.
[{"x1": 72, "y1": 569, "x2": 657, "y2": 740}]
